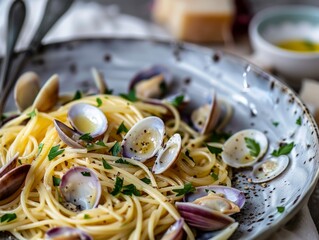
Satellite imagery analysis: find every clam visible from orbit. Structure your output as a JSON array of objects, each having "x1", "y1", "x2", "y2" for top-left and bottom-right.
[
  {"x1": 196, "y1": 222, "x2": 239, "y2": 240},
  {"x1": 91, "y1": 67, "x2": 108, "y2": 94},
  {"x1": 45, "y1": 226, "x2": 92, "y2": 240},
  {"x1": 129, "y1": 65, "x2": 172, "y2": 99},
  {"x1": 0, "y1": 154, "x2": 31, "y2": 201},
  {"x1": 176, "y1": 202, "x2": 235, "y2": 231},
  {"x1": 33, "y1": 74, "x2": 59, "y2": 112},
  {"x1": 222, "y1": 129, "x2": 268, "y2": 168},
  {"x1": 161, "y1": 218, "x2": 184, "y2": 240},
  {"x1": 60, "y1": 167, "x2": 101, "y2": 211},
  {"x1": 251, "y1": 155, "x2": 289, "y2": 183},
  {"x1": 68, "y1": 103, "x2": 108, "y2": 138},
  {"x1": 54, "y1": 120, "x2": 84, "y2": 149},
  {"x1": 184, "y1": 186, "x2": 245, "y2": 209},
  {"x1": 121, "y1": 116, "x2": 165, "y2": 162},
  {"x1": 14, "y1": 71, "x2": 40, "y2": 112},
  {"x1": 191, "y1": 92, "x2": 221, "y2": 134},
  {"x1": 153, "y1": 133, "x2": 182, "y2": 174}
]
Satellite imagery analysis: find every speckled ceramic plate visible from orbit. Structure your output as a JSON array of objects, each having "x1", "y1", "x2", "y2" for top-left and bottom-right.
[{"x1": 3, "y1": 38, "x2": 319, "y2": 239}]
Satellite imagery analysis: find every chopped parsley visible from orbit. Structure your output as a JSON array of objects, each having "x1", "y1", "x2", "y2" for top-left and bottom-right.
[
  {"x1": 244, "y1": 137, "x2": 260, "y2": 157},
  {"x1": 102, "y1": 158, "x2": 113, "y2": 169},
  {"x1": 122, "y1": 184, "x2": 141, "y2": 196},
  {"x1": 277, "y1": 206, "x2": 285, "y2": 213},
  {"x1": 172, "y1": 183, "x2": 195, "y2": 197},
  {"x1": 206, "y1": 144, "x2": 223, "y2": 155},
  {"x1": 211, "y1": 172, "x2": 218, "y2": 180},
  {"x1": 84, "y1": 214, "x2": 90, "y2": 219},
  {"x1": 96, "y1": 97, "x2": 103, "y2": 107},
  {"x1": 117, "y1": 122, "x2": 128, "y2": 134},
  {"x1": 111, "y1": 177, "x2": 123, "y2": 196},
  {"x1": 271, "y1": 142, "x2": 294, "y2": 157},
  {"x1": 81, "y1": 171, "x2": 91, "y2": 177},
  {"x1": 171, "y1": 95, "x2": 184, "y2": 108},
  {"x1": 185, "y1": 149, "x2": 194, "y2": 162},
  {"x1": 72, "y1": 90, "x2": 82, "y2": 100},
  {"x1": 38, "y1": 143, "x2": 44, "y2": 155},
  {"x1": 79, "y1": 133, "x2": 93, "y2": 143},
  {"x1": 104, "y1": 89, "x2": 113, "y2": 95},
  {"x1": 0, "y1": 213, "x2": 17, "y2": 223},
  {"x1": 119, "y1": 89, "x2": 138, "y2": 102},
  {"x1": 296, "y1": 116, "x2": 302, "y2": 126},
  {"x1": 48, "y1": 145, "x2": 64, "y2": 161},
  {"x1": 272, "y1": 121, "x2": 279, "y2": 127},
  {"x1": 27, "y1": 109, "x2": 37, "y2": 118},
  {"x1": 52, "y1": 176, "x2": 61, "y2": 186},
  {"x1": 159, "y1": 82, "x2": 167, "y2": 93},
  {"x1": 18, "y1": 159, "x2": 22, "y2": 165},
  {"x1": 1, "y1": 114, "x2": 6, "y2": 121},
  {"x1": 115, "y1": 158, "x2": 132, "y2": 165},
  {"x1": 140, "y1": 177, "x2": 151, "y2": 184},
  {"x1": 96, "y1": 140, "x2": 106, "y2": 147},
  {"x1": 110, "y1": 142, "x2": 121, "y2": 156},
  {"x1": 210, "y1": 131, "x2": 231, "y2": 143}
]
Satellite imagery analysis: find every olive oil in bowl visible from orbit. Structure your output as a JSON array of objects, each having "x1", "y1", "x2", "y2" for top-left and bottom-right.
[{"x1": 277, "y1": 40, "x2": 319, "y2": 53}]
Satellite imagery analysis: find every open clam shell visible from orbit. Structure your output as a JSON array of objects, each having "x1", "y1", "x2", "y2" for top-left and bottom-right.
[
  {"x1": 176, "y1": 202, "x2": 235, "y2": 231},
  {"x1": 0, "y1": 153, "x2": 19, "y2": 178},
  {"x1": 68, "y1": 103, "x2": 108, "y2": 138},
  {"x1": 222, "y1": 129, "x2": 268, "y2": 168},
  {"x1": 153, "y1": 133, "x2": 182, "y2": 174},
  {"x1": 191, "y1": 91, "x2": 221, "y2": 134},
  {"x1": 129, "y1": 65, "x2": 172, "y2": 99},
  {"x1": 60, "y1": 167, "x2": 101, "y2": 211},
  {"x1": 121, "y1": 116, "x2": 165, "y2": 162},
  {"x1": 251, "y1": 155, "x2": 289, "y2": 183},
  {"x1": 184, "y1": 186, "x2": 245, "y2": 209},
  {"x1": 54, "y1": 120, "x2": 84, "y2": 149},
  {"x1": 161, "y1": 218, "x2": 184, "y2": 240},
  {"x1": 45, "y1": 226, "x2": 92, "y2": 240},
  {"x1": 91, "y1": 67, "x2": 108, "y2": 94},
  {"x1": 33, "y1": 74, "x2": 59, "y2": 112},
  {"x1": 14, "y1": 71, "x2": 40, "y2": 112}
]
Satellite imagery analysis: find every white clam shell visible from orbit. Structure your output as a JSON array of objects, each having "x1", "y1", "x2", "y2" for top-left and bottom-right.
[
  {"x1": 153, "y1": 133, "x2": 182, "y2": 174},
  {"x1": 121, "y1": 116, "x2": 165, "y2": 162},
  {"x1": 68, "y1": 103, "x2": 108, "y2": 138},
  {"x1": 191, "y1": 91, "x2": 220, "y2": 134},
  {"x1": 222, "y1": 129, "x2": 268, "y2": 168},
  {"x1": 14, "y1": 71, "x2": 40, "y2": 112},
  {"x1": 251, "y1": 155, "x2": 289, "y2": 183}
]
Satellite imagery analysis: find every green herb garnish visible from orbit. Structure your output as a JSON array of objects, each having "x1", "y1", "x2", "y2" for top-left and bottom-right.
[
  {"x1": 277, "y1": 206, "x2": 285, "y2": 213},
  {"x1": 117, "y1": 122, "x2": 128, "y2": 134},
  {"x1": 38, "y1": 143, "x2": 44, "y2": 155},
  {"x1": 244, "y1": 137, "x2": 260, "y2": 157},
  {"x1": 159, "y1": 82, "x2": 167, "y2": 93},
  {"x1": 96, "y1": 140, "x2": 106, "y2": 147},
  {"x1": 48, "y1": 145, "x2": 64, "y2": 161},
  {"x1": 72, "y1": 90, "x2": 82, "y2": 100},
  {"x1": 18, "y1": 159, "x2": 22, "y2": 165},
  {"x1": 296, "y1": 116, "x2": 302, "y2": 126},
  {"x1": 271, "y1": 142, "x2": 294, "y2": 157},
  {"x1": 111, "y1": 177, "x2": 123, "y2": 196},
  {"x1": 102, "y1": 158, "x2": 113, "y2": 169},
  {"x1": 115, "y1": 158, "x2": 132, "y2": 165},
  {"x1": 110, "y1": 142, "x2": 121, "y2": 156},
  {"x1": 171, "y1": 95, "x2": 184, "y2": 108},
  {"x1": 0, "y1": 213, "x2": 17, "y2": 223},
  {"x1": 119, "y1": 89, "x2": 138, "y2": 102},
  {"x1": 104, "y1": 89, "x2": 113, "y2": 95},
  {"x1": 1, "y1": 114, "x2": 6, "y2": 121},
  {"x1": 84, "y1": 214, "x2": 90, "y2": 219},
  {"x1": 81, "y1": 171, "x2": 91, "y2": 177},
  {"x1": 272, "y1": 121, "x2": 279, "y2": 127},
  {"x1": 96, "y1": 97, "x2": 103, "y2": 107},
  {"x1": 172, "y1": 183, "x2": 195, "y2": 197},
  {"x1": 79, "y1": 133, "x2": 93, "y2": 143},
  {"x1": 210, "y1": 131, "x2": 231, "y2": 143},
  {"x1": 206, "y1": 144, "x2": 223, "y2": 155},
  {"x1": 122, "y1": 184, "x2": 141, "y2": 196},
  {"x1": 210, "y1": 172, "x2": 218, "y2": 180},
  {"x1": 27, "y1": 109, "x2": 37, "y2": 118},
  {"x1": 52, "y1": 176, "x2": 61, "y2": 186},
  {"x1": 141, "y1": 177, "x2": 151, "y2": 184}
]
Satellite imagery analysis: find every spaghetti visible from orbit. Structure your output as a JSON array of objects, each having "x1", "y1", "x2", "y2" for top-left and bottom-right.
[{"x1": 0, "y1": 93, "x2": 232, "y2": 240}]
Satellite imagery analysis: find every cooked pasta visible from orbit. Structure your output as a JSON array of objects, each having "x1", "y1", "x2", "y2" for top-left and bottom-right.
[{"x1": 0, "y1": 93, "x2": 231, "y2": 240}]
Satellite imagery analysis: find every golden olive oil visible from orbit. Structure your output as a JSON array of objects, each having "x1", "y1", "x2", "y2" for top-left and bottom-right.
[{"x1": 277, "y1": 39, "x2": 319, "y2": 52}]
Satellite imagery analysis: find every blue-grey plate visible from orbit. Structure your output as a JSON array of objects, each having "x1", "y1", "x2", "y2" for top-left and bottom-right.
[{"x1": 4, "y1": 38, "x2": 319, "y2": 239}]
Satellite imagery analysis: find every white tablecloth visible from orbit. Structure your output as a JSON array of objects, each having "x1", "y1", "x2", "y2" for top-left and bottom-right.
[{"x1": 0, "y1": 1, "x2": 318, "y2": 239}]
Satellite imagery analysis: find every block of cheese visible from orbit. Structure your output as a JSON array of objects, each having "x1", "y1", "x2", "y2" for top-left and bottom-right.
[{"x1": 153, "y1": 0, "x2": 235, "y2": 43}]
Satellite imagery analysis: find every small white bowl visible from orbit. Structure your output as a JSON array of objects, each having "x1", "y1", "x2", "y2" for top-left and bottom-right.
[{"x1": 249, "y1": 5, "x2": 319, "y2": 88}]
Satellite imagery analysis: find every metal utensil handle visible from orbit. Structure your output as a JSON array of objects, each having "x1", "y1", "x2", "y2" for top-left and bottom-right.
[{"x1": 0, "y1": 0, "x2": 26, "y2": 91}]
